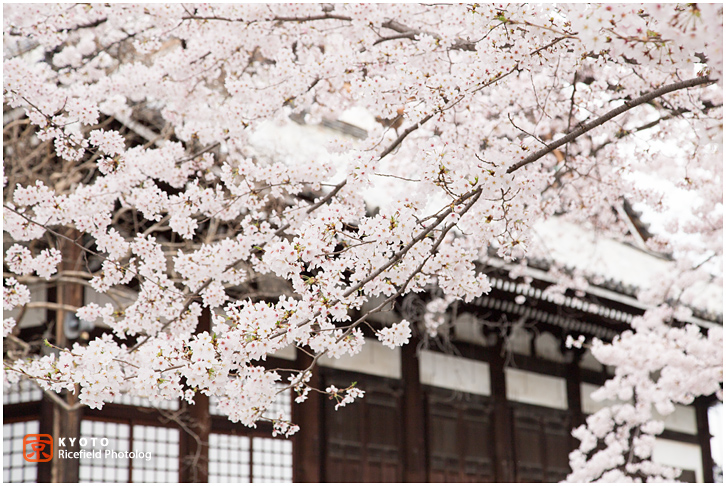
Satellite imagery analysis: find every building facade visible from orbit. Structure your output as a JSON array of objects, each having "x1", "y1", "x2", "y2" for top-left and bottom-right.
[{"x1": 4, "y1": 267, "x2": 720, "y2": 483}]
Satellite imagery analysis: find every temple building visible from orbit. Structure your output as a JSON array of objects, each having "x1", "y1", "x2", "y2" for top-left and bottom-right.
[
  {"x1": 4, "y1": 242, "x2": 721, "y2": 482},
  {"x1": 4, "y1": 112, "x2": 721, "y2": 484}
]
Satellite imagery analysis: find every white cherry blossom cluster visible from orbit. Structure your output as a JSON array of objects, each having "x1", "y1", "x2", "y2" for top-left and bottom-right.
[
  {"x1": 3, "y1": 278, "x2": 31, "y2": 311},
  {"x1": 566, "y1": 307, "x2": 723, "y2": 482},
  {"x1": 3, "y1": 4, "x2": 721, "y2": 461},
  {"x1": 377, "y1": 320, "x2": 412, "y2": 349},
  {"x1": 325, "y1": 384, "x2": 366, "y2": 411},
  {"x1": 4, "y1": 318, "x2": 17, "y2": 338}
]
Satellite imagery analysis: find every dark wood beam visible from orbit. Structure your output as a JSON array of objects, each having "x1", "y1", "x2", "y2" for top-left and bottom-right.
[
  {"x1": 178, "y1": 307, "x2": 211, "y2": 483},
  {"x1": 83, "y1": 404, "x2": 173, "y2": 426},
  {"x1": 401, "y1": 334, "x2": 428, "y2": 482},
  {"x1": 292, "y1": 351, "x2": 323, "y2": 482},
  {"x1": 37, "y1": 287, "x2": 56, "y2": 483},
  {"x1": 210, "y1": 416, "x2": 275, "y2": 436},
  {"x1": 489, "y1": 337, "x2": 516, "y2": 482},
  {"x1": 566, "y1": 350, "x2": 585, "y2": 452},
  {"x1": 2, "y1": 402, "x2": 41, "y2": 420},
  {"x1": 659, "y1": 429, "x2": 700, "y2": 445},
  {"x1": 51, "y1": 229, "x2": 84, "y2": 483},
  {"x1": 37, "y1": 396, "x2": 54, "y2": 482},
  {"x1": 695, "y1": 396, "x2": 715, "y2": 483}
]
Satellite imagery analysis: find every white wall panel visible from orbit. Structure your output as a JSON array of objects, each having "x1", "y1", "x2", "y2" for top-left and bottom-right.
[
  {"x1": 653, "y1": 438, "x2": 703, "y2": 482},
  {"x1": 419, "y1": 350, "x2": 491, "y2": 396},
  {"x1": 506, "y1": 368, "x2": 567, "y2": 410},
  {"x1": 319, "y1": 340, "x2": 401, "y2": 379}
]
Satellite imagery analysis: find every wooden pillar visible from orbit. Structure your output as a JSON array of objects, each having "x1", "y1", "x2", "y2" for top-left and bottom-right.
[
  {"x1": 401, "y1": 334, "x2": 427, "y2": 482},
  {"x1": 292, "y1": 351, "x2": 323, "y2": 482},
  {"x1": 179, "y1": 393, "x2": 210, "y2": 482},
  {"x1": 179, "y1": 308, "x2": 211, "y2": 482},
  {"x1": 36, "y1": 288, "x2": 57, "y2": 483},
  {"x1": 51, "y1": 230, "x2": 84, "y2": 483},
  {"x1": 566, "y1": 349, "x2": 585, "y2": 451},
  {"x1": 695, "y1": 397, "x2": 715, "y2": 483},
  {"x1": 489, "y1": 338, "x2": 515, "y2": 482},
  {"x1": 36, "y1": 393, "x2": 55, "y2": 483}
]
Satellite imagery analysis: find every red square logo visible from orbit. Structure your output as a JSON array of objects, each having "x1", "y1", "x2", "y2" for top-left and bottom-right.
[{"x1": 23, "y1": 434, "x2": 53, "y2": 462}]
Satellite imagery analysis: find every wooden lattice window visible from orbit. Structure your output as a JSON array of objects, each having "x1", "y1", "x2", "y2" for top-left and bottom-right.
[
  {"x1": 209, "y1": 433, "x2": 250, "y2": 482},
  {"x1": 78, "y1": 420, "x2": 180, "y2": 483},
  {"x1": 3, "y1": 379, "x2": 42, "y2": 405},
  {"x1": 208, "y1": 433, "x2": 293, "y2": 483},
  {"x1": 251, "y1": 437, "x2": 293, "y2": 482},
  {"x1": 3, "y1": 421, "x2": 40, "y2": 483},
  {"x1": 130, "y1": 424, "x2": 180, "y2": 482}
]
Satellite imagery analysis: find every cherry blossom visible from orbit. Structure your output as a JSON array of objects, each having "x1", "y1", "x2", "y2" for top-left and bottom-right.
[
  {"x1": 377, "y1": 319, "x2": 413, "y2": 349},
  {"x1": 567, "y1": 308, "x2": 723, "y2": 482},
  {"x1": 2, "y1": 4, "x2": 721, "y2": 478}
]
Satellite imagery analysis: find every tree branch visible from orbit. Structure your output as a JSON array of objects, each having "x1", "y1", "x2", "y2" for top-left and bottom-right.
[
  {"x1": 592, "y1": 102, "x2": 722, "y2": 155},
  {"x1": 43, "y1": 389, "x2": 85, "y2": 411},
  {"x1": 507, "y1": 76, "x2": 715, "y2": 173}
]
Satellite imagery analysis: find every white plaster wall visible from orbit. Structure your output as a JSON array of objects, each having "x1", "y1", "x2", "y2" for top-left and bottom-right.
[
  {"x1": 270, "y1": 345, "x2": 296, "y2": 361},
  {"x1": 506, "y1": 368, "x2": 568, "y2": 410},
  {"x1": 654, "y1": 405, "x2": 698, "y2": 435},
  {"x1": 419, "y1": 350, "x2": 491, "y2": 396},
  {"x1": 535, "y1": 331, "x2": 566, "y2": 363},
  {"x1": 504, "y1": 325, "x2": 532, "y2": 356},
  {"x1": 709, "y1": 403, "x2": 723, "y2": 471},
  {"x1": 653, "y1": 438, "x2": 703, "y2": 482},
  {"x1": 452, "y1": 312, "x2": 488, "y2": 346},
  {"x1": 579, "y1": 349, "x2": 602, "y2": 372},
  {"x1": 319, "y1": 340, "x2": 401, "y2": 379}
]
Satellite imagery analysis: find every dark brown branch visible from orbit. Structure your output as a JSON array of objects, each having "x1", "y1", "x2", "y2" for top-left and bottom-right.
[
  {"x1": 181, "y1": 13, "x2": 478, "y2": 51},
  {"x1": 341, "y1": 186, "x2": 482, "y2": 300},
  {"x1": 329, "y1": 190, "x2": 484, "y2": 343},
  {"x1": 301, "y1": 179, "x2": 346, "y2": 216},
  {"x1": 273, "y1": 14, "x2": 352, "y2": 23},
  {"x1": 507, "y1": 113, "x2": 547, "y2": 147},
  {"x1": 77, "y1": 30, "x2": 139, "y2": 69},
  {"x1": 268, "y1": 185, "x2": 484, "y2": 343},
  {"x1": 591, "y1": 102, "x2": 722, "y2": 155},
  {"x1": 74, "y1": 18, "x2": 108, "y2": 31},
  {"x1": 507, "y1": 76, "x2": 715, "y2": 173},
  {"x1": 175, "y1": 142, "x2": 221, "y2": 164},
  {"x1": 373, "y1": 32, "x2": 417, "y2": 45},
  {"x1": 378, "y1": 19, "x2": 476, "y2": 50},
  {"x1": 530, "y1": 36, "x2": 571, "y2": 56},
  {"x1": 378, "y1": 112, "x2": 436, "y2": 159},
  {"x1": 180, "y1": 13, "x2": 352, "y2": 23}
]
